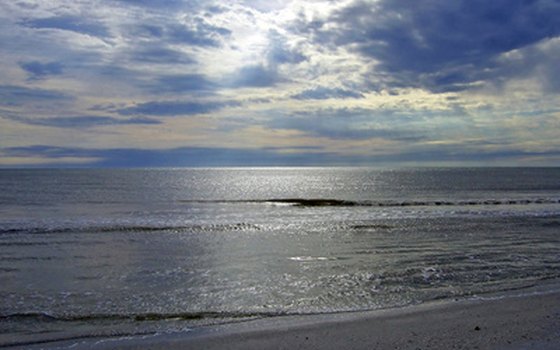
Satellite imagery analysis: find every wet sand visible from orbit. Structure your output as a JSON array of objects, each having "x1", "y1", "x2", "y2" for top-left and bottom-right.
[{"x1": 25, "y1": 290, "x2": 560, "y2": 350}]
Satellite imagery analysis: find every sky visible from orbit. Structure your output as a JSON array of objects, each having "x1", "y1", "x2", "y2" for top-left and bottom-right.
[{"x1": 1, "y1": 0, "x2": 560, "y2": 167}]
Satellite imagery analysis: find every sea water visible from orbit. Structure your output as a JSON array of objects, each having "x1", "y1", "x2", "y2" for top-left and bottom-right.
[{"x1": 1, "y1": 167, "x2": 560, "y2": 346}]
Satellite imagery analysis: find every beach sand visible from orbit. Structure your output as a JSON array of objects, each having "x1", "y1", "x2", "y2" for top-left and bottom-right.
[{"x1": 26, "y1": 290, "x2": 560, "y2": 350}]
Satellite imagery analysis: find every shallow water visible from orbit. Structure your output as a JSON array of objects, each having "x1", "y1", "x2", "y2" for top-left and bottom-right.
[{"x1": 1, "y1": 167, "x2": 560, "y2": 346}]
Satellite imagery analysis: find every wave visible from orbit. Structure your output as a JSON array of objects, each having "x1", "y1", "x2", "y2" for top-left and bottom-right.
[
  {"x1": 178, "y1": 198, "x2": 354, "y2": 206},
  {"x1": 181, "y1": 197, "x2": 560, "y2": 207},
  {"x1": 0, "y1": 311, "x2": 284, "y2": 348},
  {"x1": 0, "y1": 223, "x2": 263, "y2": 235},
  {"x1": 0, "y1": 310, "x2": 287, "y2": 323},
  {"x1": 1, "y1": 197, "x2": 558, "y2": 235}
]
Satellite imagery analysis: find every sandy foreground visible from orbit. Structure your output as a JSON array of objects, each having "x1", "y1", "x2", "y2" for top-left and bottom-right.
[{"x1": 23, "y1": 290, "x2": 560, "y2": 350}]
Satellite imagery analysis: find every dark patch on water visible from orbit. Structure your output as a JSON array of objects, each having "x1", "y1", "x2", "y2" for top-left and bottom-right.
[
  {"x1": 179, "y1": 197, "x2": 560, "y2": 208},
  {"x1": 541, "y1": 220, "x2": 560, "y2": 227}
]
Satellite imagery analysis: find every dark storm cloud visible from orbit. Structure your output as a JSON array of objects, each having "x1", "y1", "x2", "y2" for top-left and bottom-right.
[
  {"x1": 117, "y1": 100, "x2": 239, "y2": 116},
  {"x1": 19, "y1": 61, "x2": 64, "y2": 80},
  {"x1": 314, "y1": 0, "x2": 560, "y2": 92},
  {"x1": 22, "y1": 15, "x2": 110, "y2": 38}
]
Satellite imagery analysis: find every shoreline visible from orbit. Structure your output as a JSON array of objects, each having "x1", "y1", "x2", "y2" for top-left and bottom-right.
[{"x1": 22, "y1": 288, "x2": 560, "y2": 350}]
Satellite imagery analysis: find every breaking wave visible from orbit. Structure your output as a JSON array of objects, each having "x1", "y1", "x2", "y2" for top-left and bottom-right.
[{"x1": 181, "y1": 197, "x2": 560, "y2": 207}]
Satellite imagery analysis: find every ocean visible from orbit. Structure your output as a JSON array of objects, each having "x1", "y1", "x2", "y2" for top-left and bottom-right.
[{"x1": 1, "y1": 167, "x2": 560, "y2": 347}]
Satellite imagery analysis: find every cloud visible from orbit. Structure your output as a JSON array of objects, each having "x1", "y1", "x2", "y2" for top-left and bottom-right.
[
  {"x1": 22, "y1": 15, "x2": 110, "y2": 38},
  {"x1": 6, "y1": 115, "x2": 161, "y2": 128},
  {"x1": 0, "y1": 85, "x2": 71, "y2": 106},
  {"x1": 266, "y1": 30, "x2": 307, "y2": 65},
  {"x1": 495, "y1": 37, "x2": 560, "y2": 93},
  {"x1": 228, "y1": 65, "x2": 280, "y2": 88},
  {"x1": 127, "y1": 47, "x2": 195, "y2": 64},
  {"x1": 228, "y1": 30, "x2": 307, "y2": 88},
  {"x1": 147, "y1": 74, "x2": 216, "y2": 94},
  {"x1": 129, "y1": 18, "x2": 231, "y2": 48},
  {"x1": 112, "y1": 0, "x2": 191, "y2": 9},
  {"x1": 167, "y1": 21, "x2": 231, "y2": 47},
  {"x1": 2, "y1": 1, "x2": 560, "y2": 168},
  {"x1": 316, "y1": 0, "x2": 560, "y2": 92},
  {"x1": 117, "y1": 100, "x2": 239, "y2": 116},
  {"x1": 0, "y1": 145, "x2": 103, "y2": 166},
  {"x1": 241, "y1": 0, "x2": 286, "y2": 12},
  {"x1": 291, "y1": 87, "x2": 364, "y2": 100},
  {"x1": 0, "y1": 145, "x2": 334, "y2": 167},
  {"x1": 19, "y1": 61, "x2": 64, "y2": 80},
  {"x1": 5, "y1": 144, "x2": 560, "y2": 168},
  {"x1": 268, "y1": 108, "x2": 426, "y2": 141}
]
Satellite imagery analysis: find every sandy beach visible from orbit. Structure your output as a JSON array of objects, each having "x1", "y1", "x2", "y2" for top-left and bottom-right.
[{"x1": 25, "y1": 289, "x2": 559, "y2": 350}]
